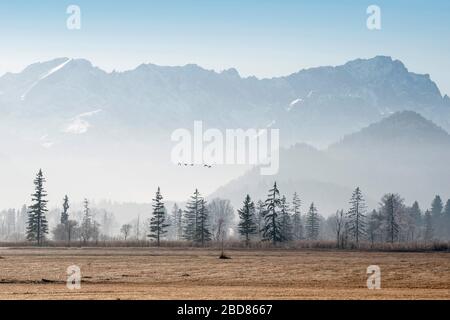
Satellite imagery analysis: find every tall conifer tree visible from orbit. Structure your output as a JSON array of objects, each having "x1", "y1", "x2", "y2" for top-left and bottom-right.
[
  {"x1": 262, "y1": 182, "x2": 283, "y2": 244},
  {"x1": 183, "y1": 189, "x2": 202, "y2": 241},
  {"x1": 238, "y1": 195, "x2": 257, "y2": 246},
  {"x1": 305, "y1": 203, "x2": 320, "y2": 240},
  {"x1": 347, "y1": 187, "x2": 367, "y2": 245},
  {"x1": 195, "y1": 199, "x2": 211, "y2": 245},
  {"x1": 279, "y1": 196, "x2": 293, "y2": 242},
  {"x1": 148, "y1": 187, "x2": 169, "y2": 246},
  {"x1": 26, "y1": 169, "x2": 49, "y2": 245},
  {"x1": 291, "y1": 192, "x2": 303, "y2": 240}
]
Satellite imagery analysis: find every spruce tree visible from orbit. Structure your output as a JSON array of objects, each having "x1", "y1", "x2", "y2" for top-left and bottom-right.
[
  {"x1": 380, "y1": 193, "x2": 403, "y2": 243},
  {"x1": 148, "y1": 187, "x2": 169, "y2": 246},
  {"x1": 430, "y1": 195, "x2": 443, "y2": 218},
  {"x1": 183, "y1": 189, "x2": 202, "y2": 241},
  {"x1": 410, "y1": 201, "x2": 422, "y2": 226},
  {"x1": 305, "y1": 202, "x2": 320, "y2": 240},
  {"x1": 367, "y1": 209, "x2": 382, "y2": 245},
  {"x1": 262, "y1": 182, "x2": 283, "y2": 244},
  {"x1": 406, "y1": 201, "x2": 422, "y2": 241},
  {"x1": 80, "y1": 198, "x2": 92, "y2": 244},
  {"x1": 291, "y1": 192, "x2": 303, "y2": 240},
  {"x1": 26, "y1": 169, "x2": 49, "y2": 245},
  {"x1": 195, "y1": 199, "x2": 211, "y2": 245},
  {"x1": 171, "y1": 203, "x2": 183, "y2": 241},
  {"x1": 238, "y1": 195, "x2": 257, "y2": 246},
  {"x1": 279, "y1": 196, "x2": 293, "y2": 242},
  {"x1": 53, "y1": 195, "x2": 71, "y2": 243},
  {"x1": 424, "y1": 210, "x2": 433, "y2": 242},
  {"x1": 346, "y1": 187, "x2": 367, "y2": 245},
  {"x1": 431, "y1": 195, "x2": 444, "y2": 237},
  {"x1": 61, "y1": 195, "x2": 70, "y2": 225}
]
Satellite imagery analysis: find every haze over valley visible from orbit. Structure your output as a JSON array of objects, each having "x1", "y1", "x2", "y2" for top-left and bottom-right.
[{"x1": 1, "y1": 56, "x2": 450, "y2": 222}]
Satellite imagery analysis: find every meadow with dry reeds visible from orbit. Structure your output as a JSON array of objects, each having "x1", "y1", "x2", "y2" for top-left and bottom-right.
[{"x1": 0, "y1": 246, "x2": 448, "y2": 300}]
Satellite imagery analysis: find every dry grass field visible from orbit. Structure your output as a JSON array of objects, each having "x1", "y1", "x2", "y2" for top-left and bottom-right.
[{"x1": 0, "y1": 247, "x2": 449, "y2": 300}]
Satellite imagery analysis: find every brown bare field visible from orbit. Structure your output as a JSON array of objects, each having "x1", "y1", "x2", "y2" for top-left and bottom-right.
[{"x1": 0, "y1": 247, "x2": 449, "y2": 300}]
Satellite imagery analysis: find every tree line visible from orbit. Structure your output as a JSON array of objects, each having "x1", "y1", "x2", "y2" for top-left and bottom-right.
[
  {"x1": 1, "y1": 170, "x2": 450, "y2": 247},
  {"x1": 235, "y1": 184, "x2": 450, "y2": 247}
]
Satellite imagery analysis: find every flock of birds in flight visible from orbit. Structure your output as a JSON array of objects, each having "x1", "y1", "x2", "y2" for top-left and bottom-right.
[{"x1": 178, "y1": 163, "x2": 213, "y2": 168}]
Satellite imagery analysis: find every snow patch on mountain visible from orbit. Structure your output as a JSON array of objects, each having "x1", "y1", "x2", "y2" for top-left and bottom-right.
[
  {"x1": 63, "y1": 109, "x2": 102, "y2": 134},
  {"x1": 290, "y1": 98, "x2": 303, "y2": 106},
  {"x1": 20, "y1": 58, "x2": 72, "y2": 101},
  {"x1": 76, "y1": 109, "x2": 103, "y2": 118},
  {"x1": 287, "y1": 91, "x2": 314, "y2": 111},
  {"x1": 287, "y1": 98, "x2": 303, "y2": 111}
]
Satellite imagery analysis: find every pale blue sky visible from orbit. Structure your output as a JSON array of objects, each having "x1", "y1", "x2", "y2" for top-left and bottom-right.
[{"x1": 1, "y1": 0, "x2": 449, "y2": 94}]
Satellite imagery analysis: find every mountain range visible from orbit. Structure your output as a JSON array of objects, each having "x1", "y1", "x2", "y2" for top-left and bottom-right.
[{"x1": 1, "y1": 55, "x2": 449, "y2": 147}]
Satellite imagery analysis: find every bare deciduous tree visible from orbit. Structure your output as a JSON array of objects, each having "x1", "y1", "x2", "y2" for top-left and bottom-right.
[
  {"x1": 333, "y1": 210, "x2": 345, "y2": 248},
  {"x1": 120, "y1": 224, "x2": 132, "y2": 240}
]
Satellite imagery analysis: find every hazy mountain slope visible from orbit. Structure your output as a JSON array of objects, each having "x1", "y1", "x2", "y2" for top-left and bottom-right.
[
  {"x1": 326, "y1": 111, "x2": 450, "y2": 206},
  {"x1": 328, "y1": 110, "x2": 450, "y2": 153},
  {"x1": 279, "y1": 56, "x2": 450, "y2": 146},
  {"x1": 211, "y1": 144, "x2": 366, "y2": 213},
  {"x1": 213, "y1": 111, "x2": 450, "y2": 214},
  {"x1": 1, "y1": 56, "x2": 449, "y2": 148}
]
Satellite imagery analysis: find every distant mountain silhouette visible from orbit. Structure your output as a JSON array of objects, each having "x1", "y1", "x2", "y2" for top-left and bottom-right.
[
  {"x1": 329, "y1": 111, "x2": 450, "y2": 151},
  {"x1": 213, "y1": 111, "x2": 450, "y2": 213}
]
